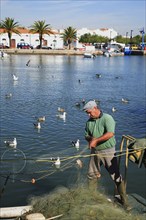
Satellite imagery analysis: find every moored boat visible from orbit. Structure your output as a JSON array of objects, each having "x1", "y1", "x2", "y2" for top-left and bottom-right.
[
  {"x1": 103, "y1": 50, "x2": 124, "y2": 57},
  {"x1": 84, "y1": 53, "x2": 94, "y2": 58}
]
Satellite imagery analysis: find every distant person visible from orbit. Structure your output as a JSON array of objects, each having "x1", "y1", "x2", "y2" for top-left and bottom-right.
[{"x1": 83, "y1": 100, "x2": 131, "y2": 211}]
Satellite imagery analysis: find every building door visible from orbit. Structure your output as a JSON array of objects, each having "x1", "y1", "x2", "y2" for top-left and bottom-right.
[
  {"x1": 11, "y1": 39, "x2": 16, "y2": 48},
  {"x1": 43, "y1": 40, "x2": 47, "y2": 46}
]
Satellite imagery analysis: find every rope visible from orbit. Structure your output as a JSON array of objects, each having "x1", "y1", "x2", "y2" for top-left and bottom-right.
[{"x1": 0, "y1": 145, "x2": 145, "y2": 183}]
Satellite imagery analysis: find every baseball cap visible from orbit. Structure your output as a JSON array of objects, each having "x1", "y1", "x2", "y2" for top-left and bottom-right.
[{"x1": 83, "y1": 100, "x2": 97, "y2": 111}]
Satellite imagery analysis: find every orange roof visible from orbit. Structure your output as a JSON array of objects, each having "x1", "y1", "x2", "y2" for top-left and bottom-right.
[
  {"x1": 0, "y1": 28, "x2": 58, "y2": 34},
  {"x1": 100, "y1": 28, "x2": 109, "y2": 31}
]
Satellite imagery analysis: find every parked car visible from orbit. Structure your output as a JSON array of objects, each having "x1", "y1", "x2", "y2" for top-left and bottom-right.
[
  {"x1": 0, "y1": 43, "x2": 9, "y2": 49},
  {"x1": 36, "y1": 45, "x2": 52, "y2": 49},
  {"x1": 17, "y1": 43, "x2": 33, "y2": 49}
]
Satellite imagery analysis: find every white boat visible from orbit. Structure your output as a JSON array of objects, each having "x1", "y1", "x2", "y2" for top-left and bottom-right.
[
  {"x1": 103, "y1": 50, "x2": 124, "y2": 57},
  {"x1": 84, "y1": 53, "x2": 94, "y2": 58},
  {"x1": 0, "y1": 205, "x2": 32, "y2": 218}
]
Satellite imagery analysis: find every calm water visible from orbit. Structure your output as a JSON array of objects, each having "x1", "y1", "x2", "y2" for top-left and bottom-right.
[{"x1": 0, "y1": 54, "x2": 146, "y2": 207}]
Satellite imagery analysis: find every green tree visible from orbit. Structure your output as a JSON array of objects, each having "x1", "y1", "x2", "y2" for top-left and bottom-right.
[
  {"x1": 61, "y1": 26, "x2": 77, "y2": 49},
  {"x1": 0, "y1": 17, "x2": 20, "y2": 48},
  {"x1": 79, "y1": 33, "x2": 109, "y2": 44},
  {"x1": 29, "y1": 20, "x2": 54, "y2": 48}
]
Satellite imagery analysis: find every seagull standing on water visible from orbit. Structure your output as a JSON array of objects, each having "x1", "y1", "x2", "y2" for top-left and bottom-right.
[
  {"x1": 33, "y1": 122, "x2": 41, "y2": 129},
  {"x1": 122, "y1": 98, "x2": 129, "y2": 103},
  {"x1": 112, "y1": 107, "x2": 117, "y2": 112},
  {"x1": 55, "y1": 157, "x2": 61, "y2": 169},
  {"x1": 37, "y1": 116, "x2": 46, "y2": 122},
  {"x1": 58, "y1": 107, "x2": 65, "y2": 112},
  {"x1": 56, "y1": 112, "x2": 67, "y2": 120},
  {"x1": 4, "y1": 138, "x2": 17, "y2": 148},
  {"x1": 72, "y1": 139, "x2": 80, "y2": 150},
  {"x1": 5, "y1": 93, "x2": 12, "y2": 99}
]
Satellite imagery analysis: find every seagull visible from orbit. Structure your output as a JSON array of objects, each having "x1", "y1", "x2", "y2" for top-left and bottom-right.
[
  {"x1": 58, "y1": 107, "x2": 65, "y2": 112},
  {"x1": 71, "y1": 139, "x2": 80, "y2": 150},
  {"x1": 75, "y1": 102, "x2": 81, "y2": 107},
  {"x1": 54, "y1": 157, "x2": 61, "y2": 169},
  {"x1": 26, "y1": 59, "x2": 30, "y2": 66},
  {"x1": 5, "y1": 93, "x2": 12, "y2": 98},
  {"x1": 56, "y1": 112, "x2": 67, "y2": 120},
  {"x1": 112, "y1": 107, "x2": 117, "y2": 112},
  {"x1": 12, "y1": 74, "x2": 18, "y2": 81},
  {"x1": 33, "y1": 122, "x2": 41, "y2": 129},
  {"x1": 4, "y1": 138, "x2": 17, "y2": 148},
  {"x1": 122, "y1": 98, "x2": 129, "y2": 103},
  {"x1": 81, "y1": 99, "x2": 86, "y2": 104},
  {"x1": 96, "y1": 73, "x2": 101, "y2": 78},
  {"x1": 37, "y1": 116, "x2": 46, "y2": 122}
]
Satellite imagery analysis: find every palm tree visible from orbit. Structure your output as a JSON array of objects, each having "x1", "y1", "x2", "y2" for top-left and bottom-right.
[
  {"x1": 61, "y1": 26, "x2": 77, "y2": 49},
  {"x1": 29, "y1": 20, "x2": 54, "y2": 48},
  {"x1": 0, "y1": 17, "x2": 20, "y2": 48}
]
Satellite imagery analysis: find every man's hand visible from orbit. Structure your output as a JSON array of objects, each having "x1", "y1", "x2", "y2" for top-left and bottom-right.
[{"x1": 89, "y1": 138, "x2": 98, "y2": 149}]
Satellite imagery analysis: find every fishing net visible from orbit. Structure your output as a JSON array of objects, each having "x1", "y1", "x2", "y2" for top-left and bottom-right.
[
  {"x1": 26, "y1": 186, "x2": 146, "y2": 220},
  {"x1": 0, "y1": 144, "x2": 88, "y2": 185}
]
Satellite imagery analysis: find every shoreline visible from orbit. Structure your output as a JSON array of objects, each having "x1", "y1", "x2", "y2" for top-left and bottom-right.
[
  {"x1": 2, "y1": 48, "x2": 103, "y2": 56},
  {"x1": 2, "y1": 48, "x2": 146, "y2": 56}
]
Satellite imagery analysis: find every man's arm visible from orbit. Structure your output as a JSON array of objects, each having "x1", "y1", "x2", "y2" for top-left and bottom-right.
[{"x1": 89, "y1": 132, "x2": 114, "y2": 149}]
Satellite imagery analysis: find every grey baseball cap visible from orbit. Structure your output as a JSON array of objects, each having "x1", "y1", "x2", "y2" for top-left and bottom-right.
[{"x1": 83, "y1": 100, "x2": 97, "y2": 111}]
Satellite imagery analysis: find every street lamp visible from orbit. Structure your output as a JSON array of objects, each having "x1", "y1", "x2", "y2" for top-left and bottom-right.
[
  {"x1": 110, "y1": 31, "x2": 112, "y2": 42},
  {"x1": 130, "y1": 30, "x2": 133, "y2": 46},
  {"x1": 139, "y1": 28, "x2": 145, "y2": 50}
]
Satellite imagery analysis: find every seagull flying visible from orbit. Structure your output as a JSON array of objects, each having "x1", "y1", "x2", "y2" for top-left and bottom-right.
[{"x1": 12, "y1": 74, "x2": 18, "y2": 81}]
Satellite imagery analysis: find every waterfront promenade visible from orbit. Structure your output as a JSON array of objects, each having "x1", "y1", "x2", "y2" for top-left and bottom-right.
[
  {"x1": 2, "y1": 48, "x2": 103, "y2": 55},
  {"x1": 2, "y1": 48, "x2": 146, "y2": 55}
]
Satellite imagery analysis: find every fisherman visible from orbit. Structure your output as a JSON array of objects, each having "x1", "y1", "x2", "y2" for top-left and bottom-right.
[{"x1": 83, "y1": 100, "x2": 131, "y2": 210}]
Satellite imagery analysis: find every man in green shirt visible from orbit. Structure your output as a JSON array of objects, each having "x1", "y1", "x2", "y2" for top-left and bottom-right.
[{"x1": 83, "y1": 100, "x2": 131, "y2": 211}]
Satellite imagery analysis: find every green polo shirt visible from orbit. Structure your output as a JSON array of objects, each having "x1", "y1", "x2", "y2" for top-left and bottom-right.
[{"x1": 85, "y1": 113, "x2": 116, "y2": 150}]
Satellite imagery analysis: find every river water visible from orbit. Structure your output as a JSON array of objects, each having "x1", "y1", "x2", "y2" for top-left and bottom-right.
[{"x1": 0, "y1": 54, "x2": 146, "y2": 207}]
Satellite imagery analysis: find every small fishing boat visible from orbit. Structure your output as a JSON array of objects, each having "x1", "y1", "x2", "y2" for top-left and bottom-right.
[{"x1": 84, "y1": 53, "x2": 93, "y2": 58}]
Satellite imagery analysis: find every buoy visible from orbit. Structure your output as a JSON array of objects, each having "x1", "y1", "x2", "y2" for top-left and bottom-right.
[{"x1": 31, "y1": 178, "x2": 36, "y2": 184}]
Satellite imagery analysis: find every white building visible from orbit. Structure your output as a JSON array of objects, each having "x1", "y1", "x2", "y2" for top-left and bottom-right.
[
  {"x1": 0, "y1": 27, "x2": 118, "y2": 49},
  {"x1": 0, "y1": 28, "x2": 64, "y2": 49},
  {"x1": 77, "y1": 27, "x2": 117, "y2": 39}
]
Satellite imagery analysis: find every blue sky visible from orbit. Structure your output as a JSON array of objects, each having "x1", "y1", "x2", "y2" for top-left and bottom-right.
[{"x1": 1, "y1": 0, "x2": 146, "y2": 36}]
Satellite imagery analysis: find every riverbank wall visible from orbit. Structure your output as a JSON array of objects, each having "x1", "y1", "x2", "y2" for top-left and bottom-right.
[
  {"x1": 2, "y1": 49, "x2": 146, "y2": 55},
  {"x1": 2, "y1": 49, "x2": 103, "y2": 56}
]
